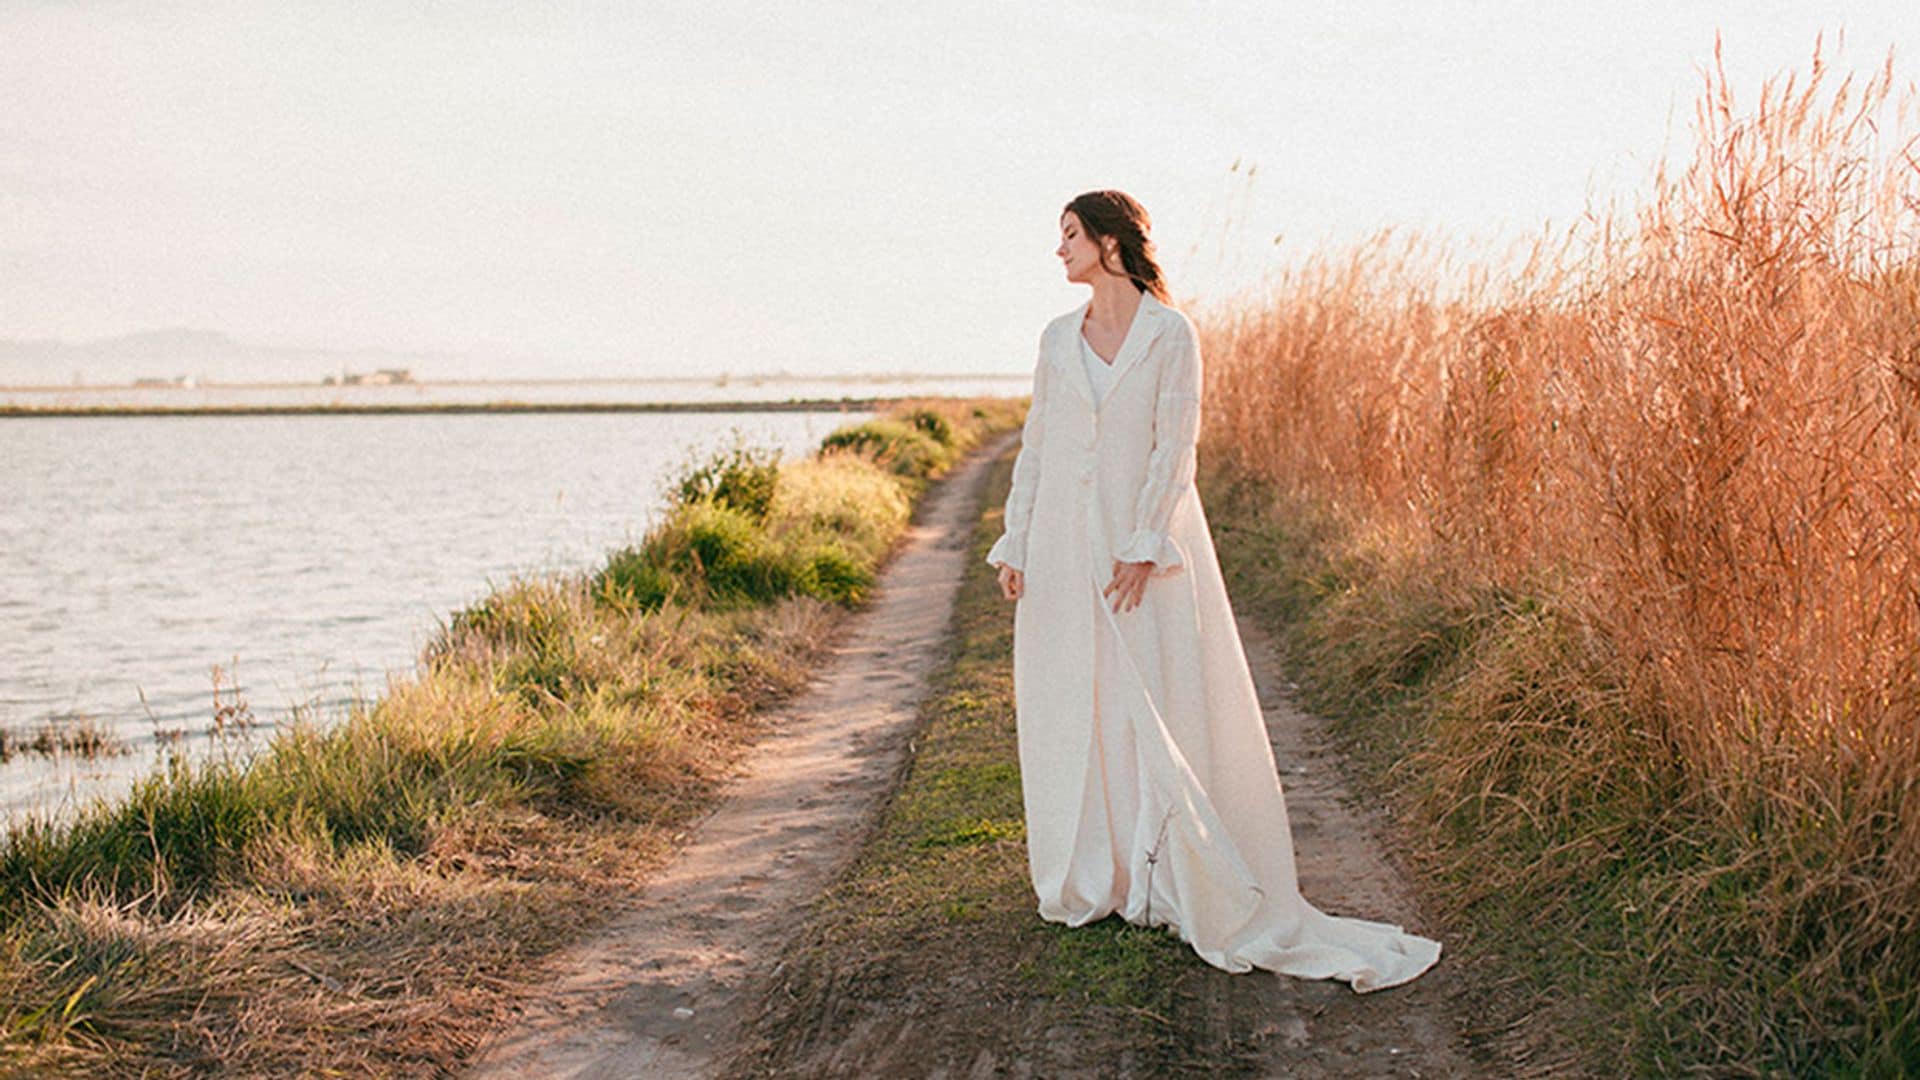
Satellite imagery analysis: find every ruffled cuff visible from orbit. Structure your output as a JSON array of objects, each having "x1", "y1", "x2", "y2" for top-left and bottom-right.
[
  {"x1": 1115, "y1": 528, "x2": 1187, "y2": 578},
  {"x1": 986, "y1": 530, "x2": 1026, "y2": 572}
]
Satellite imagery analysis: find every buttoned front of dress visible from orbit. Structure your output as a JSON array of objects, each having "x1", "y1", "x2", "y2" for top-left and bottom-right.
[
  {"x1": 983, "y1": 286, "x2": 1232, "y2": 947},
  {"x1": 985, "y1": 290, "x2": 1200, "y2": 586}
]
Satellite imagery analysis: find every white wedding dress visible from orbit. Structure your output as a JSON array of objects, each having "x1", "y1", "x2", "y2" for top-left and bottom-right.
[{"x1": 988, "y1": 292, "x2": 1442, "y2": 993}]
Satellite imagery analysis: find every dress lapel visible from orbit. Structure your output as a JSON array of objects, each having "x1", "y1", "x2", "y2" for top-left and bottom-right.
[
  {"x1": 1056, "y1": 291, "x2": 1168, "y2": 409},
  {"x1": 1101, "y1": 292, "x2": 1166, "y2": 401}
]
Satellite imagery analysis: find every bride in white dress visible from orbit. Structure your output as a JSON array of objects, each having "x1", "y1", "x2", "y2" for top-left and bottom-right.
[{"x1": 985, "y1": 189, "x2": 1442, "y2": 993}]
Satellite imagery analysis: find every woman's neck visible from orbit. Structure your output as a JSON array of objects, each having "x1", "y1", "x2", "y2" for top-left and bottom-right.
[{"x1": 1086, "y1": 276, "x2": 1143, "y2": 328}]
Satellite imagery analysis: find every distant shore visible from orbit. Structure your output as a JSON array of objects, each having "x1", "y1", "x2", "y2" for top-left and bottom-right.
[
  {"x1": 0, "y1": 396, "x2": 1002, "y2": 418},
  {"x1": 0, "y1": 373, "x2": 1026, "y2": 393}
]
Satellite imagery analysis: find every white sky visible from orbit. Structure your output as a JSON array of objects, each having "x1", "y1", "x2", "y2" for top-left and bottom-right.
[{"x1": 2, "y1": 2, "x2": 1914, "y2": 377}]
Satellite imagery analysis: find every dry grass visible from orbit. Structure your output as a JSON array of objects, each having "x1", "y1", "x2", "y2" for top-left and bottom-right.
[{"x1": 1195, "y1": 39, "x2": 1920, "y2": 1075}]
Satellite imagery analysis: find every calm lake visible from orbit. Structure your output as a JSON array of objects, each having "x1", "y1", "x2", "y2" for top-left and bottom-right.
[{"x1": 0, "y1": 407, "x2": 886, "y2": 831}]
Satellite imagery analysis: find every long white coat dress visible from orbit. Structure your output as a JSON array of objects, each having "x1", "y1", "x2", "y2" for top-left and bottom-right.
[{"x1": 985, "y1": 290, "x2": 1442, "y2": 993}]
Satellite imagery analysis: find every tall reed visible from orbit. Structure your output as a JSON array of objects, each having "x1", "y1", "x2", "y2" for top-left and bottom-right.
[{"x1": 1200, "y1": 39, "x2": 1920, "y2": 1072}]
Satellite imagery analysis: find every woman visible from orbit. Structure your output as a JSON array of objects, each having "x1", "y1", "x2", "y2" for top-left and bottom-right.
[{"x1": 985, "y1": 190, "x2": 1442, "y2": 993}]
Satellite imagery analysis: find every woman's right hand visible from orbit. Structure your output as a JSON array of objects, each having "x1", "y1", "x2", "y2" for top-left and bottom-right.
[{"x1": 995, "y1": 564, "x2": 1025, "y2": 601}]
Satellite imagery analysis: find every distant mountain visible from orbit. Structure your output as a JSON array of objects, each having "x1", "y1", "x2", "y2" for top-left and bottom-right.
[{"x1": 0, "y1": 329, "x2": 491, "y2": 386}]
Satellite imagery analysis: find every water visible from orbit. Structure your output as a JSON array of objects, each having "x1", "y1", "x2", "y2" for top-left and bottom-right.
[
  {"x1": 1, "y1": 375, "x2": 1030, "y2": 410},
  {"x1": 0, "y1": 407, "x2": 878, "y2": 830}
]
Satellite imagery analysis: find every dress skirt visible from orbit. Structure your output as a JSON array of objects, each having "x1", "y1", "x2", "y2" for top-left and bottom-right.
[{"x1": 1015, "y1": 494, "x2": 1443, "y2": 994}]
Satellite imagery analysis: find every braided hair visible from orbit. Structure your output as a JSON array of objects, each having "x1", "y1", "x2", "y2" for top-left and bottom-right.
[{"x1": 1062, "y1": 190, "x2": 1171, "y2": 302}]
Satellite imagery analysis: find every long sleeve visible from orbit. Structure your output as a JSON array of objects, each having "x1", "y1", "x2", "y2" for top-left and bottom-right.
[
  {"x1": 1116, "y1": 318, "x2": 1201, "y2": 574},
  {"x1": 986, "y1": 337, "x2": 1049, "y2": 573}
]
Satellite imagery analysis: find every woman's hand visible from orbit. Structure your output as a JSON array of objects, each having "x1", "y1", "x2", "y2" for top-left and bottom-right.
[
  {"x1": 995, "y1": 563, "x2": 1025, "y2": 601},
  {"x1": 1102, "y1": 560, "x2": 1154, "y2": 613}
]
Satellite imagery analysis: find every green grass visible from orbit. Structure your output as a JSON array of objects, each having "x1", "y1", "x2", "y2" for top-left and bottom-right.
[
  {"x1": 588, "y1": 408, "x2": 967, "y2": 615},
  {"x1": 819, "y1": 415, "x2": 958, "y2": 485}
]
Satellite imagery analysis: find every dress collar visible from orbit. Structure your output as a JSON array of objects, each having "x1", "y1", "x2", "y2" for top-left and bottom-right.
[{"x1": 1060, "y1": 290, "x2": 1168, "y2": 408}]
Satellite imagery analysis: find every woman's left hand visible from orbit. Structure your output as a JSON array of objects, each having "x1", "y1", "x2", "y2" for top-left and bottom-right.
[{"x1": 1102, "y1": 559, "x2": 1154, "y2": 613}]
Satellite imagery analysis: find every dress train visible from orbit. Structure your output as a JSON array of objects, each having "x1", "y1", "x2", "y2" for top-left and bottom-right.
[{"x1": 1033, "y1": 530, "x2": 1442, "y2": 994}]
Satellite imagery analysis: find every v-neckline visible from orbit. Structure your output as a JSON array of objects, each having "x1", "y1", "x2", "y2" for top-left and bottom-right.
[
  {"x1": 1080, "y1": 293, "x2": 1145, "y2": 367},
  {"x1": 1079, "y1": 331, "x2": 1115, "y2": 370}
]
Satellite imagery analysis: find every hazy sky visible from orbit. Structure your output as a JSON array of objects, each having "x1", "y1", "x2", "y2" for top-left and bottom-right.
[{"x1": 2, "y1": 2, "x2": 1913, "y2": 377}]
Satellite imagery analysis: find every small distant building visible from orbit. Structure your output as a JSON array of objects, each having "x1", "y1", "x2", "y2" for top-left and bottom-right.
[{"x1": 322, "y1": 367, "x2": 413, "y2": 386}]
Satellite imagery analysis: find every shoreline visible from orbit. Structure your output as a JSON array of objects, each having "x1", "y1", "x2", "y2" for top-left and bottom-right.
[
  {"x1": 0, "y1": 396, "x2": 1017, "y2": 419},
  {"x1": 0, "y1": 374, "x2": 1027, "y2": 393}
]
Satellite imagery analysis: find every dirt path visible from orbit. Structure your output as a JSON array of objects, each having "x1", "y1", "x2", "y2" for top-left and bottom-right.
[
  {"x1": 1200, "y1": 614, "x2": 1487, "y2": 1077},
  {"x1": 461, "y1": 431, "x2": 1022, "y2": 1080},
  {"x1": 463, "y1": 430, "x2": 1522, "y2": 1078}
]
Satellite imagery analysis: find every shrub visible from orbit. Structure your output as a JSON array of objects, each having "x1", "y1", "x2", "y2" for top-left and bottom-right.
[
  {"x1": 764, "y1": 450, "x2": 912, "y2": 565},
  {"x1": 593, "y1": 546, "x2": 677, "y2": 613},
  {"x1": 821, "y1": 418, "x2": 953, "y2": 479},
  {"x1": 796, "y1": 538, "x2": 875, "y2": 605},
  {"x1": 653, "y1": 499, "x2": 800, "y2": 610},
  {"x1": 903, "y1": 406, "x2": 956, "y2": 448},
  {"x1": 672, "y1": 437, "x2": 782, "y2": 523}
]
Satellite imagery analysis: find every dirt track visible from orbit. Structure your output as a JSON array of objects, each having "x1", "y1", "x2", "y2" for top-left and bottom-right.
[
  {"x1": 462, "y1": 433, "x2": 1518, "y2": 1078},
  {"x1": 1192, "y1": 614, "x2": 1483, "y2": 1077},
  {"x1": 461, "y1": 431, "x2": 1021, "y2": 1078}
]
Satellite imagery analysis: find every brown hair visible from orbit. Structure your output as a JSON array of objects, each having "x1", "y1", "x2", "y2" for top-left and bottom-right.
[{"x1": 1062, "y1": 190, "x2": 1171, "y2": 302}]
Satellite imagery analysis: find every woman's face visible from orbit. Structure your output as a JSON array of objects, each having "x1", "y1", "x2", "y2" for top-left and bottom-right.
[{"x1": 1056, "y1": 211, "x2": 1113, "y2": 285}]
